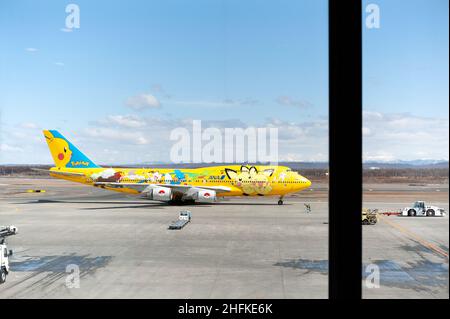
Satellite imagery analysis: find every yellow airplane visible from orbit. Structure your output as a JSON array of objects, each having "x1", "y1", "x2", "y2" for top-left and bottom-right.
[{"x1": 41, "y1": 130, "x2": 311, "y2": 205}]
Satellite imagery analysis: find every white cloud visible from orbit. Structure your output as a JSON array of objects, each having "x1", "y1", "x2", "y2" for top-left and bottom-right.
[
  {"x1": 276, "y1": 96, "x2": 312, "y2": 108},
  {"x1": 166, "y1": 100, "x2": 233, "y2": 108},
  {"x1": 1, "y1": 110, "x2": 447, "y2": 165},
  {"x1": 83, "y1": 127, "x2": 150, "y2": 145},
  {"x1": 263, "y1": 118, "x2": 328, "y2": 162},
  {"x1": 20, "y1": 122, "x2": 39, "y2": 129},
  {"x1": 78, "y1": 114, "x2": 329, "y2": 164},
  {"x1": 240, "y1": 98, "x2": 259, "y2": 106},
  {"x1": 125, "y1": 94, "x2": 161, "y2": 110},
  {"x1": 362, "y1": 127, "x2": 371, "y2": 136},
  {"x1": 25, "y1": 48, "x2": 38, "y2": 52},
  {"x1": 164, "y1": 98, "x2": 260, "y2": 108},
  {"x1": 363, "y1": 111, "x2": 383, "y2": 120},
  {"x1": 363, "y1": 111, "x2": 449, "y2": 161},
  {"x1": 54, "y1": 62, "x2": 65, "y2": 66},
  {"x1": 363, "y1": 151, "x2": 396, "y2": 162},
  {"x1": 100, "y1": 115, "x2": 146, "y2": 128},
  {"x1": 0, "y1": 143, "x2": 24, "y2": 152}
]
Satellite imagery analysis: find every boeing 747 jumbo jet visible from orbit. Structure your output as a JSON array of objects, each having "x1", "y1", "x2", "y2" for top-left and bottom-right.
[{"x1": 41, "y1": 130, "x2": 311, "y2": 205}]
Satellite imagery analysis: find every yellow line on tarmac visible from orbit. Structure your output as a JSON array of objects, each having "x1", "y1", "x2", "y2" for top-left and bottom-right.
[{"x1": 378, "y1": 214, "x2": 448, "y2": 259}]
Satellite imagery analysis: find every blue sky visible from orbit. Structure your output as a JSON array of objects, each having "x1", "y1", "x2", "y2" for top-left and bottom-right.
[
  {"x1": 0, "y1": 0, "x2": 448, "y2": 164},
  {"x1": 363, "y1": 0, "x2": 448, "y2": 161}
]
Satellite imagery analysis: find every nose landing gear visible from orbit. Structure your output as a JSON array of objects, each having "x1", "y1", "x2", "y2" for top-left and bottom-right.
[{"x1": 278, "y1": 197, "x2": 284, "y2": 205}]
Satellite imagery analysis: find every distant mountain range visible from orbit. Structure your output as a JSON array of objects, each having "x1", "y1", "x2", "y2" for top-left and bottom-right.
[
  {"x1": 131, "y1": 161, "x2": 331, "y2": 169},
  {"x1": 363, "y1": 160, "x2": 449, "y2": 169},
  {"x1": 0, "y1": 160, "x2": 448, "y2": 170},
  {"x1": 124, "y1": 159, "x2": 448, "y2": 169},
  {"x1": 119, "y1": 160, "x2": 449, "y2": 170}
]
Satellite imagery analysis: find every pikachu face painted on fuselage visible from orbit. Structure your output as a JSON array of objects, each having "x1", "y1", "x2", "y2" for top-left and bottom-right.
[
  {"x1": 253, "y1": 170, "x2": 274, "y2": 194},
  {"x1": 44, "y1": 130, "x2": 73, "y2": 167},
  {"x1": 225, "y1": 166, "x2": 254, "y2": 194},
  {"x1": 225, "y1": 166, "x2": 274, "y2": 195}
]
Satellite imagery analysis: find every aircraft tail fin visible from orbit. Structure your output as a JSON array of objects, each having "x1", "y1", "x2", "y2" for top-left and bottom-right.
[{"x1": 43, "y1": 130, "x2": 100, "y2": 168}]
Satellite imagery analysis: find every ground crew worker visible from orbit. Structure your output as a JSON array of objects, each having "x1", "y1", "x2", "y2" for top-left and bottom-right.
[{"x1": 304, "y1": 204, "x2": 311, "y2": 214}]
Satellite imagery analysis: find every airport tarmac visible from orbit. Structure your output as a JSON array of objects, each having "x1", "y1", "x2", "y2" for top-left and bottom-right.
[
  {"x1": 0, "y1": 177, "x2": 448, "y2": 299},
  {"x1": 363, "y1": 183, "x2": 448, "y2": 298}
]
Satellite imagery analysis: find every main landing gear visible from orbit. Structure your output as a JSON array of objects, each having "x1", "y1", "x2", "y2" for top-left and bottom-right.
[{"x1": 278, "y1": 197, "x2": 284, "y2": 205}]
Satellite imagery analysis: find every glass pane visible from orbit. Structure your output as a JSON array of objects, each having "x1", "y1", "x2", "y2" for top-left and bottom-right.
[
  {"x1": 0, "y1": 0, "x2": 329, "y2": 298},
  {"x1": 363, "y1": 0, "x2": 449, "y2": 298}
]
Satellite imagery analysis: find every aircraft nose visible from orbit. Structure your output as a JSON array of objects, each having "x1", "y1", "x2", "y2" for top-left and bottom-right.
[
  {"x1": 305, "y1": 178, "x2": 312, "y2": 188},
  {"x1": 298, "y1": 175, "x2": 311, "y2": 188}
]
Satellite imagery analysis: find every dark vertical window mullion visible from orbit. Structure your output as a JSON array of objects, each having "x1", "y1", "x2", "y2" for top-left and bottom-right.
[{"x1": 329, "y1": 0, "x2": 363, "y2": 299}]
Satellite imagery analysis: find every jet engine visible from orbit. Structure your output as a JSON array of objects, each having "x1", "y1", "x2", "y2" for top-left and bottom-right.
[
  {"x1": 194, "y1": 189, "x2": 217, "y2": 203},
  {"x1": 147, "y1": 186, "x2": 172, "y2": 201}
]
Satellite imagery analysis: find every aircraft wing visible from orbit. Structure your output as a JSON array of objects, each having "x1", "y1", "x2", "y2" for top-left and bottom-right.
[
  {"x1": 93, "y1": 182, "x2": 231, "y2": 195},
  {"x1": 155, "y1": 184, "x2": 231, "y2": 193},
  {"x1": 149, "y1": 184, "x2": 231, "y2": 198},
  {"x1": 31, "y1": 168, "x2": 86, "y2": 177},
  {"x1": 93, "y1": 182, "x2": 149, "y2": 192}
]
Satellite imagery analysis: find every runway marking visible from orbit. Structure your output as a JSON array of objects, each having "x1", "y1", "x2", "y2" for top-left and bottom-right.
[{"x1": 378, "y1": 215, "x2": 449, "y2": 259}]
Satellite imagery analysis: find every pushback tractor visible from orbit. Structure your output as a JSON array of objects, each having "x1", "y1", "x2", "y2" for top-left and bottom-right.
[{"x1": 0, "y1": 225, "x2": 18, "y2": 284}]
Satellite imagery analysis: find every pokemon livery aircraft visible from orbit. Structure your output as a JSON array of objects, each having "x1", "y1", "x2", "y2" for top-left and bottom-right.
[{"x1": 42, "y1": 130, "x2": 311, "y2": 205}]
